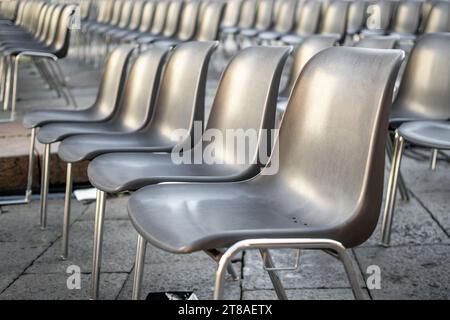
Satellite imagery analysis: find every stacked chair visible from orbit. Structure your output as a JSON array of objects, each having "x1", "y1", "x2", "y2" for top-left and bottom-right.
[
  {"x1": 0, "y1": 1, "x2": 77, "y2": 123},
  {"x1": 1, "y1": 0, "x2": 449, "y2": 301}
]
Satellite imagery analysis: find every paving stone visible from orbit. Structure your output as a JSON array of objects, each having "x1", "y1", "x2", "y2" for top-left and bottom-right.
[
  {"x1": 242, "y1": 288, "x2": 358, "y2": 300},
  {"x1": 411, "y1": 190, "x2": 450, "y2": 234},
  {"x1": 354, "y1": 245, "x2": 450, "y2": 299},
  {"x1": 362, "y1": 197, "x2": 450, "y2": 247},
  {"x1": 117, "y1": 257, "x2": 242, "y2": 300},
  {"x1": 0, "y1": 242, "x2": 48, "y2": 293},
  {"x1": 0, "y1": 199, "x2": 87, "y2": 244},
  {"x1": 0, "y1": 273, "x2": 127, "y2": 300},
  {"x1": 26, "y1": 219, "x2": 137, "y2": 274},
  {"x1": 79, "y1": 194, "x2": 130, "y2": 221},
  {"x1": 401, "y1": 156, "x2": 450, "y2": 193},
  {"x1": 242, "y1": 249, "x2": 365, "y2": 291}
]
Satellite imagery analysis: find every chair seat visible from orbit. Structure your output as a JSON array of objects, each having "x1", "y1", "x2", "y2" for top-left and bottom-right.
[
  {"x1": 136, "y1": 35, "x2": 163, "y2": 44},
  {"x1": 258, "y1": 31, "x2": 281, "y2": 41},
  {"x1": 36, "y1": 121, "x2": 129, "y2": 144},
  {"x1": 58, "y1": 130, "x2": 175, "y2": 163},
  {"x1": 281, "y1": 34, "x2": 305, "y2": 45},
  {"x1": 154, "y1": 39, "x2": 181, "y2": 47},
  {"x1": 398, "y1": 121, "x2": 450, "y2": 149},
  {"x1": 239, "y1": 28, "x2": 259, "y2": 37},
  {"x1": 23, "y1": 109, "x2": 102, "y2": 129},
  {"x1": 389, "y1": 107, "x2": 432, "y2": 128},
  {"x1": 221, "y1": 26, "x2": 239, "y2": 34},
  {"x1": 127, "y1": 182, "x2": 350, "y2": 254},
  {"x1": 88, "y1": 152, "x2": 257, "y2": 193}
]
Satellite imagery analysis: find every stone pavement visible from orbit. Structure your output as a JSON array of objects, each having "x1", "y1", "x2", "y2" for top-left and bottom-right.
[{"x1": 0, "y1": 52, "x2": 449, "y2": 300}]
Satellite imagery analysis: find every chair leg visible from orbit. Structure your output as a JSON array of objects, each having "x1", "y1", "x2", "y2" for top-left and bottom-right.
[
  {"x1": 430, "y1": 148, "x2": 438, "y2": 171},
  {"x1": 39, "y1": 143, "x2": 51, "y2": 229},
  {"x1": 90, "y1": 189, "x2": 106, "y2": 300},
  {"x1": 132, "y1": 234, "x2": 147, "y2": 300},
  {"x1": 0, "y1": 127, "x2": 36, "y2": 206},
  {"x1": 61, "y1": 163, "x2": 73, "y2": 260},
  {"x1": 386, "y1": 132, "x2": 409, "y2": 201},
  {"x1": 2, "y1": 56, "x2": 12, "y2": 112},
  {"x1": 259, "y1": 249, "x2": 288, "y2": 300},
  {"x1": 214, "y1": 239, "x2": 366, "y2": 300},
  {"x1": 380, "y1": 132, "x2": 405, "y2": 247}
]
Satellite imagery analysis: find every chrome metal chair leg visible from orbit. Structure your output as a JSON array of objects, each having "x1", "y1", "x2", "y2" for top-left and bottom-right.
[
  {"x1": 39, "y1": 143, "x2": 51, "y2": 229},
  {"x1": 132, "y1": 234, "x2": 147, "y2": 300},
  {"x1": 214, "y1": 239, "x2": 365, "y2": 300},
  {"x1": 380, "y1": 131, "x2": 405, "y2": 247},
  {"x1": 430, "y1": 148, "x2": 438, "y2": 170},
  {"x1": 259, "y1": 249, "x2": 288, "y2": 300},
  {"x1": 0, "y1": 128, "x2": 36, "y2": 205},
  {"x1": 61, "y1": 163, "x2": 73, "y2": 260},
  {"x1": 387, "y1": 132, "x2": 409, "y2": 201},
  {"x1": 90, "y1": 189, "x2": 106, "y2": 300}
]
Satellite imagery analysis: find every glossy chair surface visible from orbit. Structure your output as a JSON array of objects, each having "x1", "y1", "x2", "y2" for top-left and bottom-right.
[
  {"x1": 355, "y1": 36, "x2": 397, "y2": 49},
  {"x1": 58, "y1": 41, "x2": 218, "y2": 163},
  {"x1": 390, "y1": 33, "x2": 450, "y2": 126},
  {"x1": 23, "y1": 45, "x2": 135, "y2": 129},
  {"x1": 127, "y1": 46, "x2": 403, "y2": 254},
  {"x1": 424, "y1": 1, "x2": 450, "y2": 33},
  {"x1": 391, "y1": 0, "x2": 422, "y2": 36},
  {"x1": 398, "y1": 121, "x2": 450, "y2": 150},
  {"x1": 88, "y1": 45, "x2": 291, "y2": 193}
]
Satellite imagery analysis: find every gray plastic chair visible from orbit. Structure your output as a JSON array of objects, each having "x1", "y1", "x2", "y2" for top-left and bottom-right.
[
  {"x1": 390, "y1": 0, "x2": 422, "y2": 39},
  {"x1": 258, "y1": 0, "x2": 297, "y2": 43},
  {"x1": 121, "y1": 1, "x2": 158, "y2": 42},
  {"x1": 136, "y1": 0, "x2": 183, "y2": 47},
  {"x1": 238, "y1": 0, "x2": 274, "y2": 42},
  {"x1": 346, "y1": 0, "x2": 368, "y2": 40},
  {"x1": 56, "y1": 41, "x2": 218, "y2": 264},
  {"x1": 14, "y1": 45, "x2": 135, "y2": 210},
  {"x1": 280, "y1": 0, "x2": 321, "y2": 45},
  {"x1": 1, "y1": 5, "x2": 76, "y2": 121},
  {"x1": 8, "y1": 45, "x2": 134, "y2": 208},
  {"x1": 127, "y1": 46, "x2": 404, "y2": 300},
  {"x1": 86, "y1": 45, "x2": 291, "y2": 299},
  {"x1": 381, "y1": 33, "x2": 450, "y2": 247},
  {"x1": 282, "y1": 0, "x2": 348, "y2": 45},
  {"x1": 221, "y1": 0, "x2": 243, "y2": 29},
  {"x1": 155, "y1": 1, "x2": 226, "y2": 47},
  {"x1": 424, "y1": 1, "x2": 450, "y2": 33},
  {"x1": 279, "y1": 34, "x2": 339, "y2": 99}
]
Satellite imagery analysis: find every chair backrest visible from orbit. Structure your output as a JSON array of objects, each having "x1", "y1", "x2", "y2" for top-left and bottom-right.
[
  {"x1": 176, "y1": 1, "x2": 201, "y2": 41},
  {"x1": 149, "y1": 41, "x2": 218, "y2": 141},
  {"x1": 53, "y1": 5, "x2": 77, "y2": 58},
  {"x1": 346, "y1": 0, "x2": 367, "y2": 34},
  {"x1": 80, "y1": 0, "x2": 92, "y2": 21},
  {"x1": 109, "y1": 0, "x2": 124, "y2": 26},
  {"x1": 113, "y1": 47, "x2": 170, "y2": 130},
  {"x1": 38, "y1": 4, "x2": 56, "y2": 43},
  {"x1": 196, "y1": 1, "x2": 226, "y2": 41},
  {"x1": 117, "y1": 0, "x2": 134, "y2": 29},
  {"x1": 392, "y1": 33, "x2": 450, "y2": 121},
  {"x1": 238, "y1": 0, "x2": 257, "y2": 29},
  {"x1": 419, "y1": 0, "x2": 435, "y2": 32},
  {"x1": 424, "y1": 1, "x2": 450, "y2": 33},
  {"x1": 93, "y1": 45, "x2": 136, "y2": 118},
  {"x1": 272, "y1": 0, "x2": 297, "y2": 33},
  {"x1": 255, "y1": 0, "x2": 274, "y2": 30},
  {"x1": 202, "y1": 46, "x2": 290, "y2": 168},
  {"x1": 162, "y1": 0, "x2": 183, "y2": 38},
  {"x1": 150, "y1": 1, "x2": 170, "y2": 35},
  {"x1": 139, "y1": 1, "x2": 156, "y2": 33},
  {"x1": 319, "y1": 0, "x2": 349, "y2": 38},
  {"x1": 44, "y1": 4, "x2": 64, "y2": 47},
  {"x1": 281, "y1": 35, "x2": 339, "y2": 97},
  {"x1": 34, "y1": 3, "x2": 50, "y2": 39},
  {"x1": 266, "y1": 47, "x2": 403, "y2": 247},
  {"x1": 392, "y1": 0, "x2": 422, "y2": 34},
  {"x1": 355, "y1": 36, "x2": 397, "y2": 49},
  {"x1": 128, "y1": 0, "x2": 145, "y2": 30},
  {"x1": 221, "y1": 0, "x2": 243, "y2": 28},
  {"x1": 294, "y1": 0, "x2": 321, "y2": 36}
]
